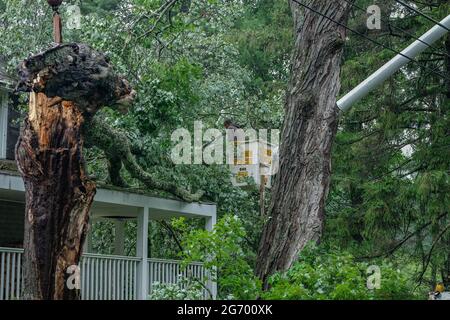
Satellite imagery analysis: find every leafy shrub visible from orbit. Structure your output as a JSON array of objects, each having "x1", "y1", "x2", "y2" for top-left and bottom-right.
[
  {"x1": 263, "y1": 245, "x2": 420, "y2": 300},
  {"x1": 148, "y1": 277, "x2": 205, "y2": 300},
  {"x1": 177, "y1": 214, "x2": 262, "y2": 300}
]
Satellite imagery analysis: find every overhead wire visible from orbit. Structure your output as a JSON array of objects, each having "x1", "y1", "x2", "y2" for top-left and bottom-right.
[
  {"x1": 342, "y1": 0, "x2": 450, "y2": 59},
  {"x1": 394, "y1": 0, "x2": 450, "y2": 32},
  {"x1": 290, "y1": 0, "x2": 450, "y2": 82}
]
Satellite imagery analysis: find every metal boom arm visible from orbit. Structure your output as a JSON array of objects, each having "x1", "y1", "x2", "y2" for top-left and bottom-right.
[{"x1": 337, "y1": 14, "x2": 450, "y2": 112}]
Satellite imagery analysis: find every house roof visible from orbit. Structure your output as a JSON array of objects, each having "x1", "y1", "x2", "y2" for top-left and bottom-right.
[{"x1": 0, "y1": 160, "x2": 216, "y2": 220}]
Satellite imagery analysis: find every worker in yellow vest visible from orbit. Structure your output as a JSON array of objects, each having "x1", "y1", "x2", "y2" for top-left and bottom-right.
[{"x1": 429, "y1": 283, "x2": 447, "y2": 300}]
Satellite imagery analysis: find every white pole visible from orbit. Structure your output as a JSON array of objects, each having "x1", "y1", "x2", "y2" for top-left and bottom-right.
[
  {"x1": 337, "y1": 14, "x2": 450, "y2": 112},
  {"x1": 114, "y1": 220, "x2": 125, "y2": 256},
  {"x1": 0, "y1": 91, "x2": 8, "y2": 159},
  {"x1": 136, "y1": 207, "x2": 149, "y2": 300},
  {"x1": 205, "y1": 212, "x2": 218, "y2": 299}
]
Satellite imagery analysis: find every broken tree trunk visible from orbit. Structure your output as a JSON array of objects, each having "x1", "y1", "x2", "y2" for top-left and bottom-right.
[
  {"x1": 15, "y1": 43, "x2": 134, "y2": 299},
  {"x1": 256, "y1": 0, "x2": 352, "y2": 288}
]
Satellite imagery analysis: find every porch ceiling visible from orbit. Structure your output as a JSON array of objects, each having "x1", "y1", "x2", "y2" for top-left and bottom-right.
[{"x1": 0, "y1": 170, "x2": 216, "y2": 220}]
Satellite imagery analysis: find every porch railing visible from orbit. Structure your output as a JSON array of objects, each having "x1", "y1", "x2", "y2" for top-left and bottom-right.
[
  {"x1": 148, "y1": 258, "x2": 212, "y2": 299},
  {"x1": 0, "y1": 247, "x2": 210, "y2": 300},
  {"x1": 80, "y1": 253, "x2": 139, "y2": 300},
  {"x1": 0, "y1": 247, "x2": 22, "y2": 300}
]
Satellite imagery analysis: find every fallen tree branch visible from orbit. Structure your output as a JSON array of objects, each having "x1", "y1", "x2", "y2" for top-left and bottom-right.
[{"x1": 84, "y1": 115, "x2": 204, "y2": 202}]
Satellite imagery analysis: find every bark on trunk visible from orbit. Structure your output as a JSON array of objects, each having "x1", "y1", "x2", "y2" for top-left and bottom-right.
[
  {"x1": 16, "y1": 93, "x2": 95, "y2": 299},
  {"x1": 15, "y1": 43, "x2": 134, "y2": 299},
  {"x1": 256, "y1": 0, "x2": 351, "y2": 287}
]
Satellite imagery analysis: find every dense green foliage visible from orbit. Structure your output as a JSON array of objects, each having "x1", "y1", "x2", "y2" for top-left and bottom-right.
[
  {"x1": 264, "y1": 245, "x2": 422, "y2": 300},
  {"x1": 1, "y1": 0, "x2": 449, "y2": 299},
  {"x1": 327, "y1": 0, "x2": 450, "y2": 291},
  {"x1": 176, "y1": 215, "x2": 261, "y2": 300}
]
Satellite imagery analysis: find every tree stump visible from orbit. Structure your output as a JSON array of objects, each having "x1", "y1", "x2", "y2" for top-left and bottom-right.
[{"x1": 15, "y1": 43, "x2": 134, "y2": 299}]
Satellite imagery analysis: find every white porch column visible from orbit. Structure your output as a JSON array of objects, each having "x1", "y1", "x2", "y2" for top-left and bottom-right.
[
  {"x1": 205, "y1": 215, "x2": 216, "y2": 232},
  {"x1": 136, "y1": 207, "x2": 149, "y2": 300},
  {"x1": 114, "y1": 220, "x2": 125, "y2": 256},
  {"x1": 205, "y1": 213, "x2": 217, "y2": 299},
  {"x1": 83, "y1": 220, "x2": 93, "y2": 253},
  {"x1": 0, "y1": 91, "x2": 8, "y2": 159}
]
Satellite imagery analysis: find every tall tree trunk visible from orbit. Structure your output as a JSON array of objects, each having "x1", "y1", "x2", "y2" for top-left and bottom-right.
[
  {"x1": 256, "y1": 0, "x2": 352, "y2": 287},
  {"x1": 15, "y1": 43, "x2": 134, "y2": 299},
  {"x1": 16, "y1": 93, "x2": 95, "y2": 299}
]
